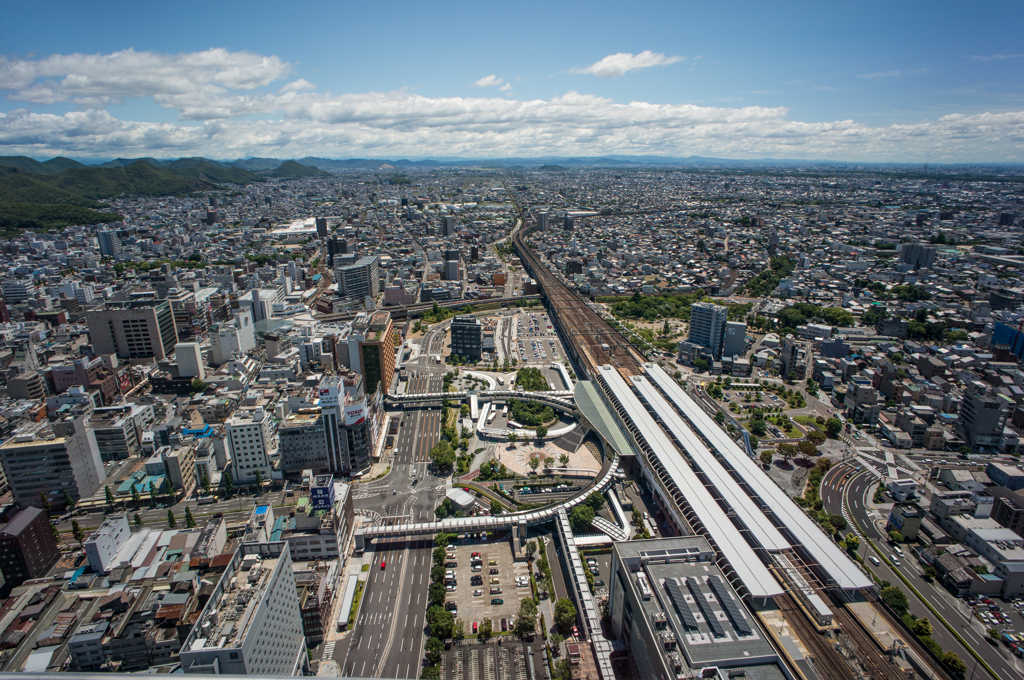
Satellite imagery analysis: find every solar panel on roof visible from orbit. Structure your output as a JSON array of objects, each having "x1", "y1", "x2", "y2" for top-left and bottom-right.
[
  {"x1": 686, "y1": 577, "x2": 725, "y2": 637},
  {"x1": 708, "y1": 575, "x2": 752, "y2": 635},
  {"x1": 663, "y1": 579, "x2": 699, "y2": 631}
]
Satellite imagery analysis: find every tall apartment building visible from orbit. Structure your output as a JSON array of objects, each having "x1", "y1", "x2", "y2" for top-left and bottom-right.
[
  {"x1": 227, "y1": 408, "x2": 277, "y2": 484},
  {"x1": 0, "y1": 506, "x2": 60, "y2": 590},
  {"x1": 900, "y1": 242, "x2": 937, "y2": 269},
  {"x1": 441, "y1": 215, "x2": 456, "y2": 237},
  {"x1": 687, "y1": 302, "x2": 728, "y2": 359},
  {"x1": 536, "y1": 212, "x2": 550, "y2": 232},
  {"x1": 86, "y1": 300, "x2": 178, "y2": 361},
  {"x1": 180, "y1": 542, "x2": 308, "y2": 676},
  {"x1": 318, "y1": 373, "x2": 378, "y2": 474},
  {"x1": 347, "y1": 311, "x2": 395, "y2": 395},
  {"x1": 167, "y1": 287, "x2": 211, "y2": 341},
  {"x1": 336, "y1": 255, "x2": 380, "y2": 301},
  {"x1": 957, "y1": 391, "x2": 1009, "y2": 454},
  {"x1": 451, "y1": 315, "x2": 483, "y2": 360},
  {"x1": 0, "y1": 417, "x2": 104, "y2": 509},
  {"x1": 7, "y1": 371, "x2": 46, "y2": 400},
  {"x1": 97, "y1": 230, "x2": 122, "y2": 257},
  {"x1": 44, "y1": 356, "x2": 121, "y2": 406}
]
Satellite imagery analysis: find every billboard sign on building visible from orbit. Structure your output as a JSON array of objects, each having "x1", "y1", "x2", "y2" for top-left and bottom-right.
[
  {"x1": 319, "y1": 385, "x2": 339, "y2": 408},
  {"x1": 344, "y1": 402, "x2": 366, "y2": 426}
]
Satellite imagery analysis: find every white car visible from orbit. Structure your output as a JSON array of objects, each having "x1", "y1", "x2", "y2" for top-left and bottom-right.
[{"x1": 473, "y1": 589, "x2": 483, "y2": 597}]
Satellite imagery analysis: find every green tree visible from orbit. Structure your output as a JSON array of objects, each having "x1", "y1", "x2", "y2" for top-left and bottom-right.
[
  {"x1": 528, "y1": 456, "x2": 541, "y2": 473},
  {"x1": 526, "y1": 540, "x2": 537, "y2": 560},
  {"x1": 224, "y1": 475, "x2": 233, "y2": 498},
  {"x1": 569, "y1": 505, "x2": 594, "y2": 533},
  {"x1": 149, "y1": 482, "x2": 158, "y2": 505},
  {"x1": 553, "y1": 659, "x2": 572, "y2": 680},
  {"x1": 201, "y1": 473, "x2": 211, "y2": 494},
  {"x1": 433, "y1": 546, "x2": 447, "y2": 566},
  {"x1": 185, "y1": 505, "x2": 196, "y2": 528},
  {"x1": 535, "y1": 425, "x2": 548, "y2": 439},
  {"x1": 425, "y1": 636, "x2": 444, "y2": 665},
  {"x1": 881, "y1": 586, "x2": 908, "y2": 616},
  {"x1": 514, "y1": 597, "x2": 537, "y2": 635},
  {"x1": 585, "y1": 491, "x2": 607, "y2": 512},
  {"x1": 889, "y1": 529, "x2": 904, "y2": 544},
  {"x1": 554, "y1": 598, "x2": 578, "y2": 634},
  {"x1": 714, "y1": 410, "x2": 725, "y2": 424},
  {"x1": 40, "y1": 490, "x2": 52, "y2": 513},
  {"x1": 72, "y1": 519, "x2": 85, "y2": 547},
  {"x1": 426, "y1": 606, "x2": 454, "y2": 639},
  {"x1": 844, "y1": 534, "x2": 860, "y2": 552},
  {"x1": 507, "y1": 431, "x2": 519, "y2": 445},
  {"x1": 131, "y1": 484, "x2": 141, "y2": 504},
  {"x1": 167, "y1": 509, "x2": 177, "y2": 528},
  {"x1": 134, "y1": 513, "x2": 143, "y2": 528},
  {"x1": 62, "y1": 489, "x2": 75, "y2": 510},
  {"x1": 760, "y1": 449, "x2": 773, "y2": 467},
  {"x1": 428, "y1": 582, "x2": 446, "y2": 609},
  {"x1": 550, "y1": 631, "x2": 564, "y2": 652},
  {"x1": 191, "y1": 378, "x2": 208, "y2": 393},
  {"x1": 490, "y1": 499, "x2": 503, "y2": 515},
  {"x1": 253, "y1": 470, "x2": 263, "y2": 494},
  {"x1": 912, "y1": 617, "x2": 933, "y2": 637},
  {"x1": 825, "y1": 418, "x2": 843, "y2": 438},
  {"x1": 559, "y1": 453, "x2": 569, "y2": 467},
  {"x1": 452, "y1": 618, "x2": 465, "y2": 643},
  {"x1": 941, "y1": 651, "x2": 966, "y2": 676},
  {"x1": 478, "y1": 617, "x2": 493, "y2": 641}
]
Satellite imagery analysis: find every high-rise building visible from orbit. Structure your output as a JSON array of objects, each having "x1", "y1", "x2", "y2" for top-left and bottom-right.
[
  {"x1": 451, "y1": 315, "x2": 483, "y2": 360},
  {"x1": 0, "y1": 417, "x2": 104, "y2": 509},
  {"x1": 175, "y1": 342, "x2": 206, "y2": 380},
  {"x1": 86, "y1": 300, "x2": 179, "y2": 361},
  {"x1": 318, "y1": 373, "x2": 378, "y2": 474},
  {"x1": 336, "y1": 255, "x2": 380, "y2": 301},
  {"x1": 180, "y1": 541, "x2": 308, "y2": 676},
  {"x1": 444, "y1": 259, "x2": 459, "y2": 281},
  {"x1": 348, "y1": 311, "x2": 395, "y2": 395},
  {"x1": 441, "y1": 215, "x2": 456, "y2": 237},
  {"x1": 227, "y1": 408, "x2": 277, "y2": 484},
  {"x1": 687, "y1": 302, "x2": 728, "y2": 359},
  {"x1": 536, "y1": 212, "x2": 549, "y2": 232},
  {"x1": 0, "y1": 506, "x2": 60, "y2": 590},
  {"x1": 900, "y1": 242, "x2": 937, "y2": 269},
  {"x1": 722, "y1": 320, "x2": 746, "y2": 359},
  {"x1": 84, "y1": 514, "x2": 130, "y2": 573},
  {"x1": 315, "y1": 217, "x2": 328, "y2": 239},
  {"x1": 278, "y1": 410, "x2": 329, "y2": 474},
  {"x1": 957, "y1": 391, "x2": 1009, "y2": 454},
  {"x1": 97, "y1": 230, "x2": 122, "y2": 257},
  {"x1": 211, "y1": 309, "x2": 256, "y2": 366}
]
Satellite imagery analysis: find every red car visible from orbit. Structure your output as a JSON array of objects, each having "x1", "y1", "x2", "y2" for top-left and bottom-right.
[
  {"x1": 472, "y1": 621, "x2": 478, "y2": 634},
  {"x1": 381, "y1": 560, "x2": 387, "y2": 570},
  {"x1": 472, "y1": 552, "x2": 480, "y2": 558}
]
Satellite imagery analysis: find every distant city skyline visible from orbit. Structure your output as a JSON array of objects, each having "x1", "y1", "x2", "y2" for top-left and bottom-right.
[{"x1": 1, "y1": 1, "x2": 1023, "y2": 162}]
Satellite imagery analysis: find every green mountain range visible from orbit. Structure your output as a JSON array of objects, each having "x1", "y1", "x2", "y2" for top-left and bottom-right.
[{"x1": 270, "y1": 160, "x2": 330, "y2": 178}]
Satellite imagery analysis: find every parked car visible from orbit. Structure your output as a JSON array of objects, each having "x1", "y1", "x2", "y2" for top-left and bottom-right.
[{"x1": 491, "y1": 598, "x2": 504, "y2": 605}]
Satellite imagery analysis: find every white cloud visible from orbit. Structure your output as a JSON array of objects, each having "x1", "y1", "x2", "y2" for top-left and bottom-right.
[
  {"x1": 499, "y1": 83, "x2": 512, "y2": 93},
  {"x1": 0, "y1": 48, "x2": 291, "y2": 106},
  {"x1": 571, "y1": 50, "x2": 683, "y2": 78},
  {"x1": 1, "y1": 49, "x2": 1023, "y2": 162},
  {"x1": 966, "y1": 53, "x2": 1023, "y2": 62},
  {"x1": 470, "y1": 74, "x2": 503, "y2": 88}
]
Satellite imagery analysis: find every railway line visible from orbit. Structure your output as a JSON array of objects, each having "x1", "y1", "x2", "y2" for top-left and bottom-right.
[
  {"x1": 512, "y1": 226, "x2": 643, "y2": 377},
  {"x1": 775, "y1": 592, "x2": 857, "y2": 680}
]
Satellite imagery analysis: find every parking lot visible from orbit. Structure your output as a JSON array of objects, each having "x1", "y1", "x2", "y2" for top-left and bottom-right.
[
  {"x1": 441, "y1": 638, "x2": 547, "y2": 680},
  {"x1": 443, "y1": 536, "x2": 532, "y2": 632},
  {"x1": 583, "y1": 552, "x2": 612, "y2": 599}
]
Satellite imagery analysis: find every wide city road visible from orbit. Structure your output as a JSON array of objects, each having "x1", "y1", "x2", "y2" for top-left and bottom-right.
[{"x1": 822, "y1": 463, "x2": 1016, "y2": 680}]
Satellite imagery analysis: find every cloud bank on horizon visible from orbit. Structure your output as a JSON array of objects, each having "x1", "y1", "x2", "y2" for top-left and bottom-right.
[{"x1": 1, "y1": 48, "x2": 1023, "y2": 163}]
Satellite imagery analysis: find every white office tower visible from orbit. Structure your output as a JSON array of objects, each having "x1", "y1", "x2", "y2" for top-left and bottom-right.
[
  {"x1": 0, "y1": 417, "x2": 104, "y2": 509},
  {"x1": 211, "y1": 309, "x2": 256, "y2": 366},
  {"x1": 227, "y1": 408, "x2": 277, "y2": 484},
  {"x1": 175, "y1": 342, "x2": 206, "y2": 380},
  {"x1": 687, "y1": 301, "x2": 729, "y2": 359},
  {"x1": 181, "y1": 542, "x2": 308, "y2": 675}
]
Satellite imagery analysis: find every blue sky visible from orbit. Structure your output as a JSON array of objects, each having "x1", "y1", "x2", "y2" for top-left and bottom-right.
[{"x1": 1, "y1": 0, "x2": 1023, "y2": 161}]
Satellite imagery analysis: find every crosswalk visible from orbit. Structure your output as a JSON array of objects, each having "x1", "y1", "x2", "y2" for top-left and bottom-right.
[{"x1": 322, "y1": 639, "x2": 337, "y2": 660}]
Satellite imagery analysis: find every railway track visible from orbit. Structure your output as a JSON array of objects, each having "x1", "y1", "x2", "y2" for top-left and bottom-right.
[
  {"x1": 831, "y1": 607, "x2": 910, "y2": 680},
  {"x1": 775, "y1": 592, "x2": 857, "y2": 680},
  {"x1": 512, "y1": 227, "x2": 643, "y2": 376}
]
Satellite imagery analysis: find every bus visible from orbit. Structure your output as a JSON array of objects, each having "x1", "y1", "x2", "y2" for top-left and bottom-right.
[
  {"x1": 487, "y1": 411, "x2": 497, "y2": 424},
  {"x1": 197, "y1": 496, "x2": 218, "y2": 506},
  {"x1": 502, "y1": 404, "x2": 508, "y2": 418},
  {"x1": 497, "y1": 377, "x2": 504, "y2": 386}
]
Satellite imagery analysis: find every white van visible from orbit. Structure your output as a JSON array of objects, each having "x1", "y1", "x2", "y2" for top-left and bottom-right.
[{"x1": 868, "y1": 556, "x2": 880, "y2": 566}]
